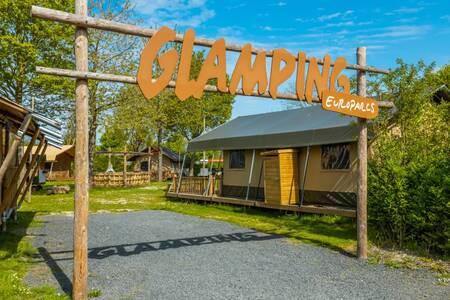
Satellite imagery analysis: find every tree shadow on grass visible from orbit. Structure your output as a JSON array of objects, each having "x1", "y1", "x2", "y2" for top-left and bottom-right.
[{"x1": 0, "y1": 211, "x2": 37, "y2": 258}]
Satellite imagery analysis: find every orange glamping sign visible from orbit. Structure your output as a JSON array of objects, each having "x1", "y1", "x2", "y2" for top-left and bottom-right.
[{"x1": 137, "y1": 26, "x2": 378, "y2": 119}]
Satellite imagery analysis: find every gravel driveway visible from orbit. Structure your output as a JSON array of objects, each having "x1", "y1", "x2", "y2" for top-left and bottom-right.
[{"x1": 27, "y1": 211, "x2": 449, "y2": 299}]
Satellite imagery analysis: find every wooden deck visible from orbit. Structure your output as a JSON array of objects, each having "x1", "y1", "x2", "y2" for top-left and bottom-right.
[{"x1": 166, "y1": 191, "x2": 356, "y2": 218}]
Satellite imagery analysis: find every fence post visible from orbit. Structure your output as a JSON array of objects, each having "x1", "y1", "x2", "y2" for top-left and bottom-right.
[
  {"x1": 357, "y1": 47, "x2": 368, "y2": 260},
  {"x1": 123, "y1": 147, "x2": 127, "y2": 187}
]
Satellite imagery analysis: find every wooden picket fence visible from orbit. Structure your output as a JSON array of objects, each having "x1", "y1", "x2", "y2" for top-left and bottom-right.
[
  {"x1": 170, "y1": 175, "x2": 222, "y2": 196},
  {"x1": 93, "y1": 172, "x2": 150, "y2": 187}
]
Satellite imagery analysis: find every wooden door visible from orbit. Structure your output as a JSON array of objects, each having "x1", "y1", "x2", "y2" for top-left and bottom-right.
[{"x1": 263, "y1": 156, "x2": 280, "y2": 204}]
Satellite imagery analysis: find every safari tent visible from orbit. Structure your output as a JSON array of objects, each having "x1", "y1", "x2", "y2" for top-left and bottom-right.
[
  {"x1": 35, "y1": 144, "x2": 75, "y2": 180},
  {"x1": 168, "y1": 105, "x2": 360, "y2": 217}
]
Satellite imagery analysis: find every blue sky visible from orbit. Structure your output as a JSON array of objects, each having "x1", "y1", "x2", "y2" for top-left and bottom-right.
[{"x1": 131, "y1": 0, "x2": 450, "y2": 118}]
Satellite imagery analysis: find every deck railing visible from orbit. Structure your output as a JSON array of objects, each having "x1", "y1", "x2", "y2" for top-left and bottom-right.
[{"x1": 170, "y1": 175, "x2": 222, "y2": 196}]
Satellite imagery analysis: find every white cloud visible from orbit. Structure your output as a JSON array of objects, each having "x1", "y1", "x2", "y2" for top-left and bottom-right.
[
  {"x1": 259, "y1": 26, "x2": 294, "y2": 32},
  {"x1": 133, "y1": 0, "x2": 215, "y2": 27},
  {"x1": 441, "y1": 15, "x2": 450, "y2": 21},
  {"x1": 217, "y1": 26, "x2": 244, "y2": 37},
  {"x1": 269, "y1": 1, "x2": 287, "y2": 6},
  {"x1": 318, "y1": 10, "x2": 353, "y2": 22},
  {"x1": 385, "y1": 7, "x2": 424, "y2": 16},
  {"x1": 357, "y1": 25, "x2": 431, "y2": 39},
  {"x1": 308, "y1": 21, "x2": 373, "y2": 32},
  {"x1": 226, "y1": 3, "x2": 246, "y2": 10},
  {"x1": 396, "y1": 17, "x2": 419, "y2": 23}
]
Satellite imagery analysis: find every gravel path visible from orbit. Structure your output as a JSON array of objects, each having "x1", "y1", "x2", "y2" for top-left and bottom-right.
[{"x1": 26, "y1": 211, "x2": 449, "y2": 299}]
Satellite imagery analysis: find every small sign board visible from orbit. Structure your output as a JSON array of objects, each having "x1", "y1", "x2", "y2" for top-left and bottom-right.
[{"x1": 321, "y1": 91, "x2": 379, "y2": 119}]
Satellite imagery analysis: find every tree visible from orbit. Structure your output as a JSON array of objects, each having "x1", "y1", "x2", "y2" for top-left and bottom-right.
[
  {"x1": 100, "y1": 85, "x2": 156, "y2": 152},
  {"x1": 168, "y1": 51, "x2": 234, "y2": 174},
  {"x1": 368, "y1": 61, "x2": 449, "y2": 254},
  {"x1": 0, "y1": 0, "x2": 74, "y2": 114},
  {"x1": 81, "y1": 0, "x2": 139, "y2": 182}
]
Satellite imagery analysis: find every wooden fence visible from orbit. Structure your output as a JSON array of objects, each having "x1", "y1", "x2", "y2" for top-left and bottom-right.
[
  {"x1": 170, "y1": 175, "x2": 222, "y2": 196},
  {"x1": 93, "y1": 172, "x2": 150, "y2": 187}
]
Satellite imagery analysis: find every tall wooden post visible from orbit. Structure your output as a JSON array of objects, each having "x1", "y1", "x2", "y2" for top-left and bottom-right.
[
  {"x1": 73, "y1": 0, "x2": 89, "y2": 299},
  {"x1": 356, "y1": 47, "x2": 368, "y2": 260},
  {"x1": 123, "y1": 147, "x2": 127, "y2": 187}
]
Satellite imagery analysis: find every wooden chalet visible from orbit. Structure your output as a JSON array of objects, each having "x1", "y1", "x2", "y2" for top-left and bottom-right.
[
  {"x1": 129, "y1": 146, "x2": 184, "y2": 180},
  {"x1": 168, "y1": 106, "x2": 360, "y2": 217},
  {"x1": 0, "y1": 96, "x2": 62, "y2": 230}
]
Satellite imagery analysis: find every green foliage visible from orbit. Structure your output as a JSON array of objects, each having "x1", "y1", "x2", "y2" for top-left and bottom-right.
[
  {"x1": 88, "y1": 289, "x2": 102, "y2": 298},
  {"x1": 0, "y1": 0, "x2": 74, "y2": 114},
  {"x1": 99, "y1": 50, "x2": 234, "y2": 155},
  {"x1": 368, "y1": 61, "x2": 450, "y2": 255}
]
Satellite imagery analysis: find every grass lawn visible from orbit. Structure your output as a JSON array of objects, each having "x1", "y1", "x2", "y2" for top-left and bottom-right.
[{"x1": 1, "y1": 180, "x2": 447, "y2": 299}]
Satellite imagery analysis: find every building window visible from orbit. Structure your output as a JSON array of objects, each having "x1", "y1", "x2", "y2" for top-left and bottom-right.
[
  {"x1": 321, "y1": 143, "x2": 350, "y2": 170},
  {"x1": 229, "y1": 150, "x2": 245, "y2": 169}
]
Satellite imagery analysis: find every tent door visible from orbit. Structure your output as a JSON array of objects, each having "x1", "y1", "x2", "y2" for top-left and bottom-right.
[{"x1": 263, "y1": 156, "x2": 280, "y2": 205}]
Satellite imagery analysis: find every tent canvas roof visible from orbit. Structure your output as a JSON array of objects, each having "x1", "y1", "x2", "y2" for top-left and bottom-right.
[
  {"x1": 187, "y1": 105, "x2": 359, "y2": 151},
  {"x1": 33, "y1": 145, "x2": 75, "y2": 162}
]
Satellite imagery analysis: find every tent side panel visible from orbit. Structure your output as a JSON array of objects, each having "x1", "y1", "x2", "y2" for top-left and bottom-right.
[
  {"x1": 222, "y1": 149, "x2": 264, "y2": 200},
  {"x1": 298, "y1": 143, "x2": 358, "y2": 208}
]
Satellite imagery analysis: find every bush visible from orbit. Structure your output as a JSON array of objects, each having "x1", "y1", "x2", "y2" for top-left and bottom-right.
[{"x1": 369, "y1": 149, "x2": 450, "y2": 254}]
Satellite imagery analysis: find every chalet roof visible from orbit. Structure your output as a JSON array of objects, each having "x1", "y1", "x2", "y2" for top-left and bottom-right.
[
  {"x1": 128, "y1": 146, "x2": 183, "y2": 162},
  {"x1": 188, "y1": 105, "x2": 359, "y2": 151}
]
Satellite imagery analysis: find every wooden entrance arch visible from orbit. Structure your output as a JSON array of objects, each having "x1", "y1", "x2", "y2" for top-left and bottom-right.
[{"x1": 31, "y1": 1, "x2": 393, "y2": 298}]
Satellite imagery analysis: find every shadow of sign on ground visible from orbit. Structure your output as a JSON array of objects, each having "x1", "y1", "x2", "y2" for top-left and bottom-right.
[{"x1": 34, "y1": 231, "x2": 281, "y2": 295}]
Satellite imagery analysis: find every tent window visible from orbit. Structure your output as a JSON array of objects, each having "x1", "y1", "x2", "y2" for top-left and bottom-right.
[
  {"x1": 321, "y1": 143, "x2": 350, "y2": 170},
  {"x1": 229, "y1": 150, "x2": 245, "y2": 169}
]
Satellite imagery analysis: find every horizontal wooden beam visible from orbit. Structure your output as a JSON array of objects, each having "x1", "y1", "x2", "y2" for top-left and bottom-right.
[
  {"x1": 31, "y1": 6, "x2": 390, "y2": 75},
  {"x1": 36, "y1": 66, "x2": 395, "y2": 108}
]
